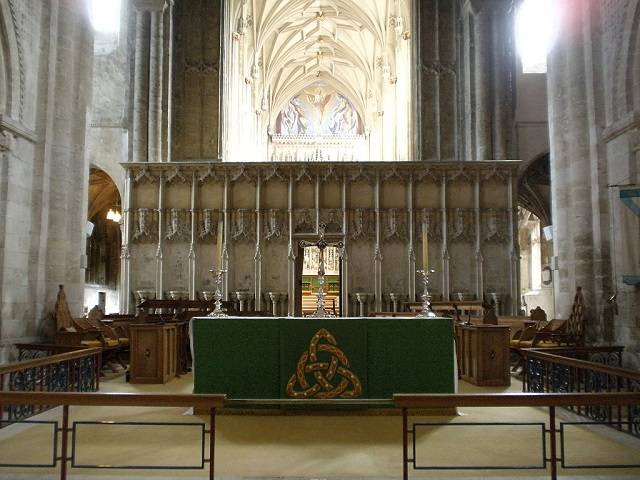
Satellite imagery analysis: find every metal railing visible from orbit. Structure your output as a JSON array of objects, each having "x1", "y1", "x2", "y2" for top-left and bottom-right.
[
  {"x1": 0, "y1": 391, "x2": 639, "y2": 480},
  {"x1": 522, "y1": 347, "x2": 640, "y2": 437},
  {"x1": 0, "y1": 347, "x2": 101, "y2": 425}
]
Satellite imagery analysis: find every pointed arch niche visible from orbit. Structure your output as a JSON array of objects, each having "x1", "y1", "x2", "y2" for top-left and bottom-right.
[{"x1": 222, "y1": 0, "x2": 413, "y2": 162}]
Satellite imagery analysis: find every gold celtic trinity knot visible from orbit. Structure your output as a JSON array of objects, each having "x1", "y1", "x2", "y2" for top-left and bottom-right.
[{"x1": 286, "y1": 328, "x2": 362, "y2": 399}]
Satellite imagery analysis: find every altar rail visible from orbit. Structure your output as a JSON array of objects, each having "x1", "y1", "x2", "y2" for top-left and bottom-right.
[
  {"x1": 0, "y1": 346, "x2": 101, "y2": 425},
  {"x1": 0, "y1": 391, "x2": 639, "y2": 480},
  {"x1": 522, "y1": 347, "x2": 640, "y2": 438}
]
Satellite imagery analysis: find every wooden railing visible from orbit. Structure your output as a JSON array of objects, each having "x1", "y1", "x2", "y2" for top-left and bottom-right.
[
  {"x1": 522, "y1": 347, "x2": 640, "y2": 437},
  {"x1": 0, "y1": 391, "x2": 639, "y2": 480},
  {"x1": 394, "y1": 392, "x2": 640, "y2": 480},
  {"x1": 0, "y1": 347, "x2": 101, "y2": 425}
]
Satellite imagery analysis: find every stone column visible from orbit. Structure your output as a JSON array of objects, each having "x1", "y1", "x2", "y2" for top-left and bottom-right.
[
  {"x1": 188, "y1": 172, "x2": 196, "y2": 299},
  {"x1": 132, "y1": 9, "x2": 150, "y2": 163},
  {"x1": 120, "y1": 171, "x2": 133, "y2": 313},
  {"x1": 155, "y1": 174, "x2": 165, "y2": 299},
  {"x1": 148, "y1": 9, "x2": 163, "y2": 162},
  {"x1": 441, "y1": 174, "x2": 450, "y2": 300},
  {"x1": 341, "y1": 175, "x2": 350, "y2": 316},
  {"x1": 547, "y1": 0, "x2": 597, "y2": 323},
  {"x1": 490, "y1": 3, "x2": 513, "y2": 160},
  {"x1": 374, "y1": 172, "x2": 383, "y2": 311},
  {"x1": 473, "y1": 5, "x2": 492, "y2": 160},
  {"x1": 132, "y1": 0, "x2": 166, "y2": 163},
  {"x1": 254, "y1": 174, "x2": 262, "y2": 311},
  {"x1": 407, "y1": 176, "x2": 416, "y2": 300}
]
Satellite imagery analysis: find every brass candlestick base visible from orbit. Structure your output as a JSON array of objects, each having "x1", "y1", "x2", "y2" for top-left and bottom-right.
[{"x1": 416, "y1": 269, "x2": 437, "y2": 318}]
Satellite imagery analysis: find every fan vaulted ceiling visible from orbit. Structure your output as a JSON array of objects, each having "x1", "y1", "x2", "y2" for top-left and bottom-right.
[{"x1": 233, "y1": 0, "x2": 411, "y2": 125}]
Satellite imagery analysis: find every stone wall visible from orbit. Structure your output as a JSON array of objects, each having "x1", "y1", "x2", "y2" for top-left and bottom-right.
[
  {"x1": 123, "y1": 161, "x2": 519, "y2": 317},
  {"x1": 0, "y1": 0, "x2": 94, "y2": 362}
]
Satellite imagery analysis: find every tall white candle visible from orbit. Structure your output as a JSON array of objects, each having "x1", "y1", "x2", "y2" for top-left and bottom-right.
[
  {"x1": 422, "y1": 223, "x2": 429, "y2": 270},
  {"x1": 216, "y1": 217, "x2": 224, "y2": 268}
]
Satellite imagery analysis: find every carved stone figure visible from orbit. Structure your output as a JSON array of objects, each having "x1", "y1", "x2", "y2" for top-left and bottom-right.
[
  {"x1": 133, "y1": 208, "x2": 155, "y2": 241},
  {"x1": 199, "y1": 209, "x2": 218, "y2": 239},
  {"x1": 383, "y1": 209, "x2": 407, "y2": 241},
  {"x1": 417, "y1": 209, "x2": 442, "y2": 242},
  {"x1": 264, "y1": 209, "x2": 286, "y2": 241},
  {"x1": 350, "y1": 209, "x2": 374, "y2": 241},
  {"x1": 483, "y1": 208, "x2": 507, "y2": 242},
  {"x1": 231, "y1": 209, "x2": 255, "y2": 241},
  {"x1": 320, "y1": 209, "x2": 343, "y2": 233},
  {"x1": 166, "y1": 209, "x2": 188, "y2": 241},
  {"x1": 294, "y1": 209, "x2": 315, "y2": 233},
  {"x1": 448, "y1": 208, "x2": 473, "y2": 242}
]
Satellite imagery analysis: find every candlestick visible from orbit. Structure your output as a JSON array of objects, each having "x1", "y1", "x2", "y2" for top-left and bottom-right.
[
  {"x1": 416, "y1": 268, "x2": 437, "y2": 318},
  {"x1": 207, "y1": 268, "x2": 227, "y2": 317}
]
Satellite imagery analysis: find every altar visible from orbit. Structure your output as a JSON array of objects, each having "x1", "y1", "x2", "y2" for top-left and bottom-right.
[{"x1": 191, "y1": 316, "x2": 455, "y2": 406}]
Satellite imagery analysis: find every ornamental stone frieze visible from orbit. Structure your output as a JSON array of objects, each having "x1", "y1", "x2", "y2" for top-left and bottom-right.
[
  {"x1": 123, "y1": 161, "x2": 520, "y2": 187},
  {"x1": 132, "y1": 208, "x2": 158, "y2": 242}
]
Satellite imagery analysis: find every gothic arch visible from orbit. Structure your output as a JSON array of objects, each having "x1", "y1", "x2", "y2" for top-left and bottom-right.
[{"x1": 0, "y1": 0, "x2": 24, "y2": 119}]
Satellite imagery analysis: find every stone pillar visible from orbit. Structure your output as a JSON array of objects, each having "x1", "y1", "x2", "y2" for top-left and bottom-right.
[
  {"x1": 547, "y1": 0, "x2": 597, "y2": 333},
  {"x1": 132, "y1": 0, "x2": 166, "y2": 163},
  {"x1": 148, "y1": 10, "x2": 163, "y2": 162},
  {"x1": 490, "y1": 3, "x2": 513, "y2": 160},
  {"x1": 374, "y1": 173, "x2": 383, "y2": 311},
  {"x1": 120, "y1": 171, "x2": 133, "y2": 313},
  {"x1": 473, "y1": 6, "x2": 492, "y2": 160},
  {"x1": 132, "y1": 9, "x2": 150, "y2": 163}
]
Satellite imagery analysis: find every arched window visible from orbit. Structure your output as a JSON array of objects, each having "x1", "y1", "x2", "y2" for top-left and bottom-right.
[
  {"x1": 515, "y1": 0, "x2": 561, "y2": 74},
  {"x1": 88, "y1": 0, "x2": 122, "y2": 34}
]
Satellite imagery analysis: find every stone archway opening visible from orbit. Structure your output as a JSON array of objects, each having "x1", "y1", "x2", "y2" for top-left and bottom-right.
[{"x1": 84, "y1": 167, "x2": 122, "y2": 314}]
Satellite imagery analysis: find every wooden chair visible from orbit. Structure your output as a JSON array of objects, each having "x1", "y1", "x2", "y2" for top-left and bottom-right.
[{"x1": 536, "y1": 287, "x2": 585, "y2": 347}]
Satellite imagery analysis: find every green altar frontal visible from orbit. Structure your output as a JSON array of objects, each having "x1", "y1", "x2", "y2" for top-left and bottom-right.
[{"x1": 191, "y1": 317, "x2": 455, "y2": 404}]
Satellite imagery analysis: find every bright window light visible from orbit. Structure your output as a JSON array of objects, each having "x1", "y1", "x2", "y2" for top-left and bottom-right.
[
  {"x1": 89, "y1": 0, "x2": 122, "y2": 34},
  {"x1": 516, "y1": 0, "x2": 561, "y2": 74}
]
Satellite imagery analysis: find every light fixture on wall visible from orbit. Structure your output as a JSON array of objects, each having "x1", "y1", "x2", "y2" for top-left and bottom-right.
[{"x1": 106, "y1": 202, "x2": 122, "y2": 223}]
